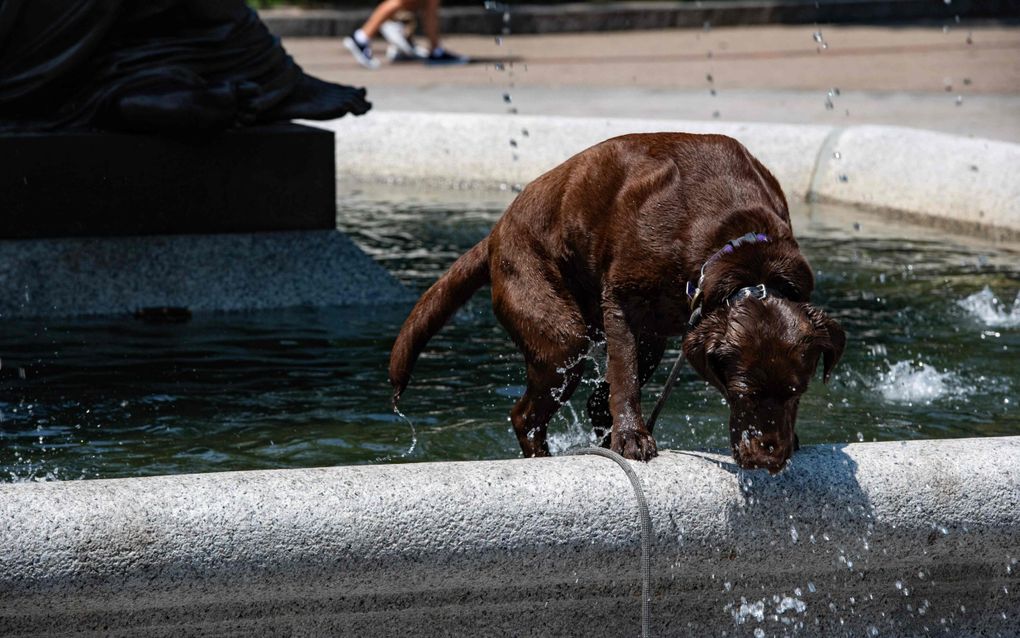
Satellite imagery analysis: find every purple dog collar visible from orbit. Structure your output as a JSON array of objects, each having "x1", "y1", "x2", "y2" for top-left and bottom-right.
[{"x1": 685, "y1": 231, "x2": 770, "y2": 327}]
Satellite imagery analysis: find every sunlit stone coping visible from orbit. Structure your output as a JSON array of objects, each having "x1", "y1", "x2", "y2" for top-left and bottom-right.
[
  {"x1": 313, "y1": 112, "x2": 1020, "y2": 238},
  {"x1": 1, "y1": 437, "x2": 1017, "y2": 636}
]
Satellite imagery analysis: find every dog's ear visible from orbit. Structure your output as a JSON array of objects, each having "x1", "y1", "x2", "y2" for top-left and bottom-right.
[
  {"x1": 806, "y1": 305, "x2": 846, "y2": 383},
  {"x1": 683, "y1": 313, "x2": 727, "y2": 390}
]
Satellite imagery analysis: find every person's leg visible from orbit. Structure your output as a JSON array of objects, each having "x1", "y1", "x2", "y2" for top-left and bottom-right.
[
  {"x1": 345, "y1": 0, "x2": 415, "y2": 69},
  {"x1": 419, "y1": 0, "x2": 469, "y2": 65},
  {"x1": 361, "y1": 0, "x2": 416, "y2": 39},
  {"x1": 419, "y1": 0, "x2": 440, "y2": 50}
]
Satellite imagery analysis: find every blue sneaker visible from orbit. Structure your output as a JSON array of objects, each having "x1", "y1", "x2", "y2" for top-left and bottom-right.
[{"x1": 343, "y1": 34, "x2": 380, "y2": 70}]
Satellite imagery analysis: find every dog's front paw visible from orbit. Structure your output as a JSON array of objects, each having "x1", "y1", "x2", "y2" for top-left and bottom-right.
[{"x1": 611, "y1": 428, "x2": 658, "y2": 462}]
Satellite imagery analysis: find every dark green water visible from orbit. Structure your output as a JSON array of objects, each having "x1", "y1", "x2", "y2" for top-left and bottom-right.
[{"x1": 2, "y1": 186, "x2": 1018, "y2": 481}]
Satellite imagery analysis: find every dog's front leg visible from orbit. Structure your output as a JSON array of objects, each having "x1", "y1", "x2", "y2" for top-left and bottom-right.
[{"x1": 602, "y1": 294, "x2": 658, "y2": 461}]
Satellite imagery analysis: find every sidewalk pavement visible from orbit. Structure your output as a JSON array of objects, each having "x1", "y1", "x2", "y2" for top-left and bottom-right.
[{"x1": 285, "y1": 24, "x2": 1020, "y2": 142}]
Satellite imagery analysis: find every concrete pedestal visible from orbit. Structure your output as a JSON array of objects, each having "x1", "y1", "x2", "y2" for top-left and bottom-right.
[{"x1": 0, "y1": 124, "x2": 335, "y2": 238}]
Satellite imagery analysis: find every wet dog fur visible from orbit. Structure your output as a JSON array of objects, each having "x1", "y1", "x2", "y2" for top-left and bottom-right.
[{"x1": 389, "y1": 133, "x2": 845, "y2": 471}]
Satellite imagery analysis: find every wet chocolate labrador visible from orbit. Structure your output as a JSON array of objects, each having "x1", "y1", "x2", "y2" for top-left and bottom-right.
[{"x1": 390, "y1": 133, "x2": 845, "y2": 472}]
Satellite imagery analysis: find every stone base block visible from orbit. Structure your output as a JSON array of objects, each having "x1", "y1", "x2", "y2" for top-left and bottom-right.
[
  {"x1": 0, "y1": 230, "x2": 411, "y2": 317},
  {"x1": 0, "y1": 124, "x2": 335, "y2": 238}
]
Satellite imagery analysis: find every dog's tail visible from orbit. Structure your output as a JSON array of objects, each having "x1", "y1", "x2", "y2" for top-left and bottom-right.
[{"x1": 389, "y1": 236, "x2": 491, "y2": 408}]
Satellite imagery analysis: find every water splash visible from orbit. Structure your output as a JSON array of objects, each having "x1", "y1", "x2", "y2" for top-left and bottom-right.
[
  {"x1": 876, "y1": 360, "x2": 971, "y2": 404},
  {"x1": 729, "y1": 598, "x2": 766, "y2": 624},
  {"x1": 957, "y1": 287, "x2": 1020, "y2": 328},
  {"x1": 392, "y1": 405, "x2": 418, "y2": 458},
  {"x1": 548, "y1": 402, "x2": 598, "y2": 454}
]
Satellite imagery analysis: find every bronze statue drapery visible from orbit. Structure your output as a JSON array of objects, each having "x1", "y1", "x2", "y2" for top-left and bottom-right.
[{"x1": 0, "y1": 0, "x2": 370, "y2": 133}]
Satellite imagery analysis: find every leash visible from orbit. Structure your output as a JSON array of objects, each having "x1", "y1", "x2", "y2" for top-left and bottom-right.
[
  {"x1": 570, "y1": 446, "x2": 653, "y2": 638},
  {"x1": 644, "y1": 338, "x2": 689, "y2": 433}
]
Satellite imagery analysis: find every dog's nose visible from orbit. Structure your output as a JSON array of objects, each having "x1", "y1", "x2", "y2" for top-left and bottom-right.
[{"x1": 735, "y1": 436, "x2": 791, "y2": 474}]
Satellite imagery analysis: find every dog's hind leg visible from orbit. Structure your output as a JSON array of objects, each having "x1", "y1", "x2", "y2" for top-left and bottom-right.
[
  {"x1": 511, "y1": 359, "x2": 585, "y2": 457},
  {"x1": 492, "y1": 266, "x2": 590, "y2": 458}
]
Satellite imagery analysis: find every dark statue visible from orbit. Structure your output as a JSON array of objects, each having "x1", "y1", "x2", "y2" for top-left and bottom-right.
[{"x1": 0, "y1": 0, "x2": 370, "y2": 133}]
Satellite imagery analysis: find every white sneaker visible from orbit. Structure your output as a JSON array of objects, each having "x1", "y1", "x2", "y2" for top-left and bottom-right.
[
  {"x1": 343, "y1": 35, "x2": 380, "y2": 70},
  {"x1": 380, "y1": 20, "x2": 416, "y2": 58},
  {"x1": 387, "y1": 43, "x2": 430, "y2": 62}
]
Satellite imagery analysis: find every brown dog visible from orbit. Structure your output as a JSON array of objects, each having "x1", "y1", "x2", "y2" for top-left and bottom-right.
[{"x1": 389, "y1": 133, "x2": 845, "y2": 472}]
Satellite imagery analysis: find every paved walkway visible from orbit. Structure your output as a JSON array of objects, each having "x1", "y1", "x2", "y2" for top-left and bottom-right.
[{"x1": 285, "y1": 24, "x2": 1020, "y2": 142}]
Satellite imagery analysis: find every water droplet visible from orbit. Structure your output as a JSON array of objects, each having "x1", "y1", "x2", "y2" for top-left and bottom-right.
[
  {"x1": 494, "y1": 36, "x2": 503, "y2": 46},
  {"x1": 502, "y1": 93, "x2": 512, "y2": 104},
  {"x1": 838, "y1": 174, "x2": 849, "y2": 183},
  {"x1": 857, "y1": 432, "x2": 864, "y2": 442},
  {"x1": 832, "y1": 150, "x2": 841, "y2": 159},
  {"x1": 808, "y1": 581, "x2": 817, "y2": 593},
  {"x1": 955, "y1": 95, "x2": 963, "y2": 106}
]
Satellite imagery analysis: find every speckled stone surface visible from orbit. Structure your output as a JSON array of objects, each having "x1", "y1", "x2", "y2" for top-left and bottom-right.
[
  {"x1": 311, "y1": 112, "x2": 1020, "y2": 237},
  {"x1": 811, "y1": 125, "x2": 1020, "y2": 237},
  {"x1": 0, "y1": 230, "x2": 411, "y2": 317},
  {"x1": 316, "y1": 112, "x2": 831, "y2": 202},
  {"x1": 1, "y1": 437, "x2": 1017, "y2": 636}
]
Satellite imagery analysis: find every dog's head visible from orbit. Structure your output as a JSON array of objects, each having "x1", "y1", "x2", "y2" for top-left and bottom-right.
[{"x1": 683, "y1": 298, "x2": 845, "y2": 473}]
